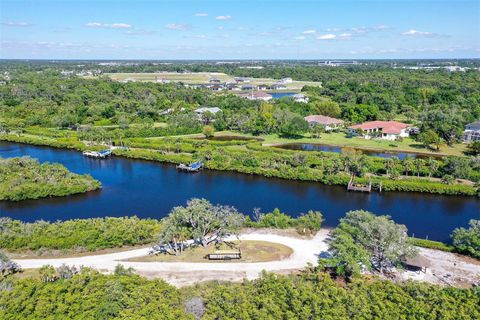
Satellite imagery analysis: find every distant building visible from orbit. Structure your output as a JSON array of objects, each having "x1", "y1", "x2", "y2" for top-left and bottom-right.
[
  {"x1": 271, "y1": 83, "x2": 287, "y2": 90},
  {"x1": 226, "y1": 83, "x2": 241, "y2": 91},
  {"x1": 241, "y1": 84, "x2": 258, "y2": 91},
  {"x1": 304, "y1": 115, "x2": 344, "y2": 131},
  {"x1": 194, "y1": 107, "x2": 222, "y2": 115},
  {"x1": 234, "y1": 77, "x2": 251, "y2": 83},
  {"x1": 463, "y1": 121, "x2": 480, "y2": 143},
  {"x1": 156, "y1": 77, "x2": 171, "y2": 84},
  {"x1": 348, "y1": 121, "x2": 410, "y2": 140},
  {"x1": 209, "y1": 77, "x2": 222, "y2": 83},
  {"x1": 279, "y1": 77, "x2": 293, "y2": 84},
  {"x1": 258, "y1": 84, "x2": 270, "y2": 91},
  {"x1": 239, "y1": 91, "x2": 273, "y2": 101},
  {"x1": 293, "y1": 93, "x2": 309, "y2": 103}
]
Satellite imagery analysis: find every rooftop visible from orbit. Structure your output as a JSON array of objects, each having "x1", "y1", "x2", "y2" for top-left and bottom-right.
[
  {"x1": 304, "y1": 115, "x2": 344, "y2": 125},
  {"x1": 349, "y1": 121, "x2": 409, "y2": 134}
]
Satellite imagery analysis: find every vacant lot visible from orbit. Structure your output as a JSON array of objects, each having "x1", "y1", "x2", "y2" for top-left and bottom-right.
[{"x1": 125, "y1": 240, "x2": 293, "y2": 263}]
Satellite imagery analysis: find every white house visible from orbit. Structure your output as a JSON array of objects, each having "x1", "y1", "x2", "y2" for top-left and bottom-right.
[
  {"x1": 194, "y1": 107, "x2": 222, "y2": 116},
  {"x1": 238, "y1": 91, "x2": 273, "y2": 101},
  {"x1": 279, "y1": 77, "x2": 293, "y2": 84},
  {"x1": 463, "y1": 121, "x2": 480, "y2": 142},
  {"x1": 348, "y1": 121, "x2": 410, "y2": 140},
  {"x1": 293, "y1": 93, "x2": 309, "y2": 103}
]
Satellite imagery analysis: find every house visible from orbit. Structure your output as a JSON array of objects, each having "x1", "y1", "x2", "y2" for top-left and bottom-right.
[
  {"x1": 208, "y1": 84, "x2": 225, "y2": 91},
  {"x1": 226, "y1": 83, "x2": 241, "y2": 91},
  {"x1": 156, "y1": 77, "x2": 171, "y2": 84},
  {"x1": 194, "y1": 107, "x2": 222, "y2": 116},
  {"x1": 348, "y1": 121, "x2": 411, "y2": 140},
  {"x1": 258, "y1": 84, "x2": 270, "y2": 91},
  {"x1": 293, "y1": 93, "x2": 309, "y2": 103},
  {"x1": 271, "y1": 83, "x2": 287, "y2": 90},
  {"x1": 304, "y1": 115, "x2": 344, "y2": 131},
  {"x1": 241, "y1": 84, "x2": 258, "y2": 91},
  {"x1": 463, "y1": 121, "x2": 480, "y2": 142},
  {"x1": 279, "y1": 77, "x2": 293, "y2": 84},
  {"x1": 239, "y1": 91, "x2": 273, "y2": 101},
  {"x1": 209, "y1": 77, "x2": 221, "y2": 83},
  {"x1": 234, "y1": 77, "x2": 251, "y2": 83}
]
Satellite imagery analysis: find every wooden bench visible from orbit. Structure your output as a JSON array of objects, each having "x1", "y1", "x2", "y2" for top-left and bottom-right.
[{"x1": 206, "y1": 251, "x2": 241, "y2": 260}]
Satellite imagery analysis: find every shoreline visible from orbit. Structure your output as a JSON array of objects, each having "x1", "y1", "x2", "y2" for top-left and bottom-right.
[{"x1": 0, "y1": 134, "x2": 477, "y2": 197}]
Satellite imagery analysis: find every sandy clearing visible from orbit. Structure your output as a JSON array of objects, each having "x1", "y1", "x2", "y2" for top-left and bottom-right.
[{"x1": 13, "y1": 230, "x2": 330, "y2": 285}]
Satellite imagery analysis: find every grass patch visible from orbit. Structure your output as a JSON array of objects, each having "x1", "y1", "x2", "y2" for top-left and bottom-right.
[{"x1": 124, "y1": 240, "x2": 293, "y2": 263}]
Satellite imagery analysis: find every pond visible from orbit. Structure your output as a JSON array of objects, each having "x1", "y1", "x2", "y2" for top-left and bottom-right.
[
  {"x1": 0, "y1": 141, "x2": 478, "y2": 242},
  {"x1": 275, "y1": 143, "x2": 442, "y2": 160},
  {"x1": 270, "y1": 92, "x2": 296, "y2": 99}
]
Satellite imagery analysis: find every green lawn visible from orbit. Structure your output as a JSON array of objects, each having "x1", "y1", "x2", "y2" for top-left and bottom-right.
[{"x1": 194, "y1": 131, "x2": 467, "y2": 157}]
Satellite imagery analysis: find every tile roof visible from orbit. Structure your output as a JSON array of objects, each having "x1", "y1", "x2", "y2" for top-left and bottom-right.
[
  {"x1": 304, "y1": 115, "x2": 344, "y2": 125},
  {"x1": 348, "y1": 121, "x2": 409, "y2": 135}
]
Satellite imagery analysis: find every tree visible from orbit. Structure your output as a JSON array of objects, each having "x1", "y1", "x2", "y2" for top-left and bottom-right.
[
  {"x1": 310, "y1": 100, "x2": 341, "y2": 118},
  {"x1": 327, "y1": 210, "x2": 417, "y2": 275},
  {"x1": 417, "y1": 129, "x2": 441, "y2": 151},
  {"x1": 295, "y1": 211, "x2": 323, "y2": 235},
  {"x1": 451, "y1": 219, "x2": 480, "y2": 259},
  {"x1": 156, "y1": 198, "x2": 244, "y2": 253},
  {"x1": 0, "y1": 251, "x2": 22, "y2": 277},
  {"x1": 466, "y1": 141, "x2": 480, "y2": 156},
  {"x1": 202, "y1": 125, "x2": 215, "y2": 138}
]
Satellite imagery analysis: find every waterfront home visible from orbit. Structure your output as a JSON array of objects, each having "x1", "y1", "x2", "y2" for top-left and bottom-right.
[
  {"x1": 293, "y1": 93, "x2": 309, "y2": 103},
  {"x1": 304, "y1": 115, "x2": 344, "y2": 131},
  {"x1": 463, "y1": 121, "x2": 480, "y2": 142},
  {"x1": 348, "y1": 121, "x2": 410, "y2": 140},
  {"x1": 239, "y1": 91, "x2": 273, "y2": 101},
  {"x1": 258, "y1": 84, "x2": 270, "y2": 91}
]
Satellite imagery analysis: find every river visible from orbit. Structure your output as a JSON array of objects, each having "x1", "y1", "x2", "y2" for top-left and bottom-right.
[{"x1": 1, "y1": 141, "x2": 478, "y2": 242}]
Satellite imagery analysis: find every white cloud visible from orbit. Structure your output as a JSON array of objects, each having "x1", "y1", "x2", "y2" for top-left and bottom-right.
[
  {"x1": 216, "y1": 15, "x2": 232, "y2": 20},
  {"x1": 317, "y1": 34, "x2": 336, "y2": 40},
  {"x1": 195, "y1": 13, "x2": 208, "y2": 17},
  {"x1": 401, "y1": 29, "x2": 433, "y2": 37},
  {"x1": 302, "y1": 29, "x2": 316, "y2": 34},
  {"x1": 295, "y1": 36, "x2": 306, "y2": 40},
  {"x1": 85, "y1": 22, "x2": 132, "y2": 29},
  {"x1": 1, "y1": 21, "x2": 32, "y2": 27},
  {"x1": 338, "y1": 33, "x2": 352, "y2": 39},
  {"x1": 125, "y1": 29, "x2": 155, "y2": 36},
  {"x1": 165, "y1": 23, "x2": 191, "y2": 31},
  {"x1": 217, "y1": 26, "x2": 224, "y2": 30}
]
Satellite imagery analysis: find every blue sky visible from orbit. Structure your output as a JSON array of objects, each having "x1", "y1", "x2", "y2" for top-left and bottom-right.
[{"x1": 1, "y1": 0, "x2": 479, "y2": 59}]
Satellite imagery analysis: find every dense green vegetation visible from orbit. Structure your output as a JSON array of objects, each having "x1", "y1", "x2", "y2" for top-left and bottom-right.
[
  {"x1": 0, "y1": 217, "x2": 161, "y2": 252},
  {"x1": 0, "y1": 156, "x2": 101, "y2": 201},
  {"x1": 452, "y1": 220, "x2": 480, "y2": 259},
  {"x1": 1, "y1": 62, "x2": 479, "y2": 196},
  {"x1": 0, "y1": 269, "x2": 478, "y2": 319}
]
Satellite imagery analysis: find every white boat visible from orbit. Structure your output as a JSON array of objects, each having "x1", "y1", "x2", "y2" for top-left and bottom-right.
[{"x1": 82, "y1": 149, "x2": 113, "y2": 158}]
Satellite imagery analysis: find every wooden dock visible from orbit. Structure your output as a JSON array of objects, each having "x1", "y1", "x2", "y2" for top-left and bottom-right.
[{"x1": 347, "y1": 175, "x2": 372, "y2": 192}]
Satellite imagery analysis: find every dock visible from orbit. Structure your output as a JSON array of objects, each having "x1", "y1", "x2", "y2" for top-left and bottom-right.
[
  {"x1": 176, "y1": 161, "x2": 203, "y2": 172},
  {"x1": 347, "y1": 175, "x2": 372, "y2": 192},
  {"x1": 82, "y1": 149, "x2": 113, "y2": 158}
]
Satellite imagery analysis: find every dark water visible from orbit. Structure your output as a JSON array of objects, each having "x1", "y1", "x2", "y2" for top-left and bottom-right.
[
  {"x1": 270, "y1": 92, "x2": 296, "y2": 99},
  {"x1": 1, "y1": 141, "x2": 478, "y2": 242},
  {"x1": 276, "y1": 143, "x2": 441, "y2": 160}
]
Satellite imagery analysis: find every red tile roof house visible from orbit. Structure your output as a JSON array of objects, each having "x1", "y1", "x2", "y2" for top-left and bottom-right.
[
  {"x1": 348, "y1": 121, "x2": 411, "y2": 140},
  {"x1": 304, "y1": 115, "x2": 345, "y2": 131}
]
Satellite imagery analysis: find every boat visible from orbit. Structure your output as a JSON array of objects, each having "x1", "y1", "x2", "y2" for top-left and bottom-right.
[
  {"x1": 82, "y1": 149, "x2": 113, "y2": 158},
  {"x1": 176, "y1": 161, "x2": 203, "y2": 172}
]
